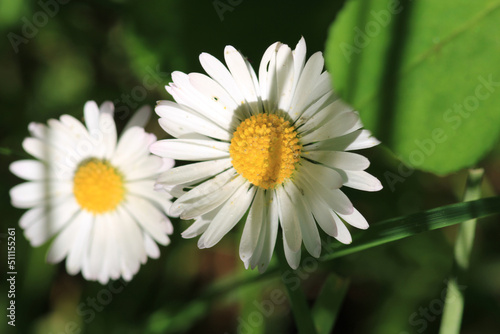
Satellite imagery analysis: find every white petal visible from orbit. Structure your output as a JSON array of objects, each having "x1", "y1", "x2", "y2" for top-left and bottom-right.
[
  {"x1": 27, "y1": 122, "x2": 48, "y2": 139},
  {"x1": 290, "y1": 37, "x2": 307, "y2": 96},
  {"x1": 46, "y1": 119, "x2": 81, "y2": 151},
  {"x1": 299, "y1": 165, "x2": 354, "y2": 215},
  {"x1": 168, "y1": 71, "x2": 236, "y2": 130},
  {"x1": 112, "y1": 127, "x2": 155, "y2": 167},
  {"x1": 328, "y1": 189, "x2": 354, "y2": 215},
  {"x1": 338, "y1": 208, "x2": 369, "y2": 230},
  {"x1": 124, "y1": 105, "x2": 151, "y2": 131},
  {"x1": 251, "y1": 190, "x2": 279, "y2": 273},
  {"x1": 156, "y1": 102, "x2": 231, "y2": 140},
  {"x1": 289, "y1": 52, "x2": 325, "y2": 119},
  {"x1": 258, "y1": 42, "x2": 280, "y2": 113},
  {"x1": 198, "y1": 183, "x2": 255, "y2": 249},
  {"x1": 304, "y1": 129, "x2": 366, "y2": 152},
  {"x1": 245, "y1": 58, "x2": 263, "y2": 113},
  {"x1": 199, "y1": 52, "x2": 250, "y2": 116},
  {"x1": 23, "y1": 196, "x2": 79, "y2": 247},
  {"x1": 10, "y1": 160, "x2": 47, "y2": 181},
  {"x1": 188, "y1": 73, "x2": 241, "y2": 121},
  {"x1": 345, "y1": 130, "x2": 381, "y2": 151},
  {"x1": 298, "y1": 159, "x2": 343, "y2": 189},
  {"x1": 245, "y1": 189, "x2": 272, "y2": 269},
  {"x1": 307, "y1": 194, "x2": 339, "y2": 237},
  {"x1": 156, "y1": 158, "x2": 232, "y2": 186},
  {"x1": 181, "y1": 217, "x2": 211, "y2": 239},
  {"x1": 10, "y1": 181, "x2": 72, "y2": 209},
  {"x1": 300, "y1": 111, "x2": 359, "y2": 144},
  {"x1": 117, "y1": 206, "x2": 147, "y2": 266},
  {"x1": 22, "y1": 137, "x2": 75, "y2": 173},
  {"x1": 59, "y1": 115, "x2": 90, "y2": 141},
  {"x1": 171, "y1": 166, "x2": 235, "y2": 207},
  {"x1": 144, "y1": 232, "x2": 161, "y2": 258},
  {"x1": 112, "y1": 217, "x2": 132, "y2": 281},
  {"x1": 294, "y1": 91, "x2": 338, "y2": 130},
  {"x1": 304, "y1": 151, "x2": 370, "y2": 171},
  {"x1": 224, "y1": 46, "x2": 261, "y2": 115},
  {"x1": 298, "y1": 177, "x2": 352, "y2": 243},
  {"x1": 156, "y1": 183, "x2": 187, "y2": 199},
  {"x1": 342, "y1": 170, "x2": 383, "y2": 192},
  {"x1": 239, "y1": 188, "x2": 266, "y2": 261},
  {"x1": 331, "y1": 213, "x2": 353, "y2": 244},
  {"x1": 100, "y1": 101, "x2": 115, "y2": 116},
  {"x1": 66, "y1": 211, "x2": 94, "y2": 275},
  {"x1": 286, "y1": 182, "x2": 321, "y2": 258},
  {"x1": 107, "y1": 216, "x2": 129, "y2": 283},
  {"x1": 124, "y1": 195, "x2": 171, "y2": 245},
  {"x1": 123, "y1": 156, "x2": 172, "y2": 182},
  {"x1": 283, "y1": 236, "x2": 301, "y2": 270},
  {"x1": 19, "y1": 206, "x2": 44, "y2": 230},
  {"x1": 84, "y1": 101, "x2": 100, "y2": 135},
  {"x1": 276, "y1": 185, "x2": 302, "y2": 252},
  {"x1": 127, "y1": 180, "x2": 173, "y2": 214},
  {"x1": 275, "y1": 44, "x2": 295, "y2": 112},
  {"x1": 176, "y1": 174, "x2": 247, "y2": 220},
  {"x1": 87, "y1": 214, "x2": 109, "y2": 280},
  {"x1": 46, "y1": 215, "x2": 82, "y2": 264},
  {"x1": 97, "y1": 108, "x2": 117, "y2": 159},
  {"x1": 309, "y1": 71, "x2": 334, "y2": 106},
  {"x1": 100, "y1": 214, "x2": 120, "y2": 281},
  {"x1": 298, "y1": 99, "x2": 352, "y2": 135},
  {"x1": 150, "y1": 139, "x2": 229, "y2": 161}
]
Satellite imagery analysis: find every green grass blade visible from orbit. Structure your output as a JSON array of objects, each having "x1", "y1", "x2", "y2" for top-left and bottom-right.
[
  {"x1": 320, "y1": 195, "x2": 500, "y2": 261},
  {"x1": 277, "y1": 246, "x2": 318, "y2": 334},
  {"x1": 312, "y1": 274, "x2": 350, "y2": 334},
  {"x1": 439, "y1": 169, "x2": 484, "y2": 334}
]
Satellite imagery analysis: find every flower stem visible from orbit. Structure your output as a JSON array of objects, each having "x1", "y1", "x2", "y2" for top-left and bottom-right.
[
  {"x1": 439, "y1": 168, "x2": 484, "y2": 334},
  {"x1": 276, "y1": 245, "x2": 318, "y2": 334}
]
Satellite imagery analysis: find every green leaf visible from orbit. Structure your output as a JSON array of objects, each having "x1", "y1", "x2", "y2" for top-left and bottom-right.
[
  {"x1": 321, "y1": 195, "x2": 500, "y2": 261},
  {"x1": 312, "y1": 274, "x2": 350, "y2": 334},
  {"x1": 325, "y1": 0, "x2": 500, "y2": 174}
]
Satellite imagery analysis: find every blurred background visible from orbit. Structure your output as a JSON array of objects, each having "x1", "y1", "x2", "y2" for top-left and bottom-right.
[{"x1": 1, "y1": 0, "x2": 499, "y2": 333}]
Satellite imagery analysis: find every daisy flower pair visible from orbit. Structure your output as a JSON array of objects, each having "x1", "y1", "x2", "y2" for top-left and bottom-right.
[{"x1": 10, "y1": 37, "x2": 381, "y2": 283}]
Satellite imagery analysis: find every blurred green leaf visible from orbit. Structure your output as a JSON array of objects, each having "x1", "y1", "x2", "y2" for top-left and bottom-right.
[
  {"x1": 325, "y1": 0, "x2": 500, "y2": 174},
  {"x1": 0, "y1": 0, "x2": 26, "y2": 28},
  {"x1": 312, "y1": 274, "x2": 350, "y2": 334}
]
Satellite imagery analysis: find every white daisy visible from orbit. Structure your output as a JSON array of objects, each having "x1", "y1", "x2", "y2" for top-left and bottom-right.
[
  {"x1": 150, "y1": 37, "x2": 382, "y2": 272},
  {"x1": 10, "y1": 101, "x2": 174, "y2": 284}
]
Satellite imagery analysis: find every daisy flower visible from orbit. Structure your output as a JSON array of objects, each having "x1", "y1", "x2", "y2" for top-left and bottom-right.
[
  {"x1": 150, "y1": 37, "x2": 382, "y2": 272},
  {"x1": 10, "y1": 101, "x2": 174, "y2": 284}
]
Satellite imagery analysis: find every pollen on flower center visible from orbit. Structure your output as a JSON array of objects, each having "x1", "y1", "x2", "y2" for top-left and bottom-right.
[
  {"x1": 73, "y1": 158, "x2": 125, "y2": 214},
  {"x1": 229, "y1": 113, "x2": 301, "y2": 189}
]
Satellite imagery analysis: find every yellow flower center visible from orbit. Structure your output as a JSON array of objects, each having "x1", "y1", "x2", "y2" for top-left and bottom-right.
[
  {"x1": 73, "y1": 158, "x2": 125, "y2": 214},
  {"x1": 229, "y1": 113, "x2": 301, "y2": 189}
]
